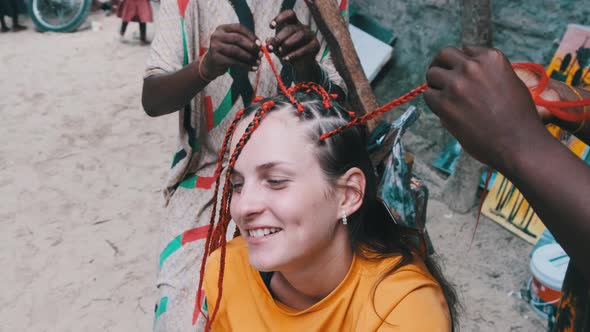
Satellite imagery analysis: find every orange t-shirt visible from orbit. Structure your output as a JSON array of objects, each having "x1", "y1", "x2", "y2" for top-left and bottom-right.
[{"x1": 204, "y1": 237, "x2": 451, "y2": 331}]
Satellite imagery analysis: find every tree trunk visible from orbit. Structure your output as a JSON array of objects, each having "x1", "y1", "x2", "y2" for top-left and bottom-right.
[{"x1": 441, "y1": 0, "x2": 492, "y2": 213}]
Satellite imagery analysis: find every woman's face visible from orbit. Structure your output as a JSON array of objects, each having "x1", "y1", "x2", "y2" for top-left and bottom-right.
[{"x1": 229, "y1": 110, "x2": 347, "y2": 272}]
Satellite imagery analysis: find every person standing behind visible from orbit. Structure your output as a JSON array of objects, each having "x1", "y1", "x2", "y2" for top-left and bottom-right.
[
  {"x1": 142, "y1": 0, "x2": 347, "y2": 330},
  {"x1": 117, "y1": 0, "x2": 153, "y2": 44},
  {"x1": 0, "y1": 0, "x2": 26, "y2": 32}
]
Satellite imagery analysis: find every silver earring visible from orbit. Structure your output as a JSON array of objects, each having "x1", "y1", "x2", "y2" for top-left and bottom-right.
[{"x1": 342, "y1": 211, "x2": 348, "y2": 225}]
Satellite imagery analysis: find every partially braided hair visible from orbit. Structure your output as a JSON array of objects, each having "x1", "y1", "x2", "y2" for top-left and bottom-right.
[
  {"x1": 191, "y1": 44, "x2": 441, "y2": 330},
  {"x1": 195, "y1": 89, "x2": 459, "y2": 330}
]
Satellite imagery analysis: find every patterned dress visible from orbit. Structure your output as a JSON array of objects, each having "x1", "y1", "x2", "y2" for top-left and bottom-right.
[
  {"x1": 117, "y1": 0, "x2": 154, "y2": 23},
  {"x1": 144, "y1": 0, "x2": 347, "y2": 330}
]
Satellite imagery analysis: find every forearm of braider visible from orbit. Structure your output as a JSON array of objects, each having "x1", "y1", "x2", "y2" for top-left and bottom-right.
[
  {"x1": 506, "y1": 133, "x2": 590, "y2": 281},
  {"x1": 142, "y1": 60, "x2": 211, "y2": 117}
]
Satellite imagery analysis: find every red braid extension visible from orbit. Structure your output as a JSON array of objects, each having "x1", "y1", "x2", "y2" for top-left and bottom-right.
[
  {"x1": 205, "y1": 101, "x2": 276, "y2": 331},
  {"x1": 288, "y1": 82, "x2": 334, "y2": 109},
  {"x1": 310, "y1": 84, "x2": 333, "y2": 109},
  {"x1": 319, "y1": 84, "x2": 429, "y2": 140},
  {"x1": 513, "y1": 63, "x2": 590, "y2": 121},
  {"x1": 261, "y1": 45, "x2": 305, "y2": 113},
  {"x1": 198, "y1": 101, "x2": 276, "y2": 331},
  {"x1": 194, "y1": 108, "x2": 246, "y2": 324},
  {"x1": 320, "y1": 63, "x2": 590, "y2": 141}
]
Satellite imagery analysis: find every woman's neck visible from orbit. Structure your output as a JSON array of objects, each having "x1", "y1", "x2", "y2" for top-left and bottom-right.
[{"x1": 269, "y1": 236, "x2": 354, "y2": 311}]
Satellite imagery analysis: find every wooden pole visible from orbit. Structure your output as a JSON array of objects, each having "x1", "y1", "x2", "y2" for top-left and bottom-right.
[
  {"x1": 306, "y1": 0, "x2": 379, "y2": 131},
  {"x1": 441, "y1": 0, "x2": 492, "y2": 213},
  {"x1": 461, "y1": 0, "x2": 492, "y2": 47}
]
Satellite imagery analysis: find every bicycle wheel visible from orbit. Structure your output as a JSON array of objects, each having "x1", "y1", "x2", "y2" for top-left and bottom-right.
[{"x1": 29, "y1": 0, "x2": 91, "y2": 32}]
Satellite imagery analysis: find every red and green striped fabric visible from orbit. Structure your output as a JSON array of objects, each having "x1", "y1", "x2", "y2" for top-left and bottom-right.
[
  {"x1": 154, "y1": 296, "x2": 169, "y2": 326},
  {"x1": 178, "y1": 174, "x2": 217, "y2": 189},
  {"x1": 159, "y1": 225, "x2": 211, "y2": 268}
]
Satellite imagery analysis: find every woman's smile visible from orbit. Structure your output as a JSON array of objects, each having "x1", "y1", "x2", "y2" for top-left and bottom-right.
[{"x1": 245, "y1": 226, "x2": 283, "y2": 244}]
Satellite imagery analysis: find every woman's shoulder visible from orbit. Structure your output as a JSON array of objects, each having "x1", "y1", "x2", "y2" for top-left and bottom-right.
[
  {"x1": 359, "y1": 254, "x2": 451, "y2": 330},
  {"x1": 203, "y1": 237, "x2": 251, "y2": 304},
  {"x1": 378, "y1": 255, "x2": 442, "y2": 298},
  {"x1": 359, "y1": 249, "x2": 436, "y2": 278}
]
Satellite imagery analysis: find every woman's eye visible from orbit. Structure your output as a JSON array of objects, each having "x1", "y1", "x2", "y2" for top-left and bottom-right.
[
  {"x1": 267, "y1": 179, "x2": 288, "y2": 188},
  {"x1": 231, "y1": 182, "x2": 244, "y2": 192}
]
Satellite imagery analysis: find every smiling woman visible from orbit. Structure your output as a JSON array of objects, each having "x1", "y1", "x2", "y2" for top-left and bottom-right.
[
  {"x1": 197, "y1": 89, "x2": 459, "y2": 331},
  {"x1": 229, "y1": 110, "x2": 351, "y2": 277}
]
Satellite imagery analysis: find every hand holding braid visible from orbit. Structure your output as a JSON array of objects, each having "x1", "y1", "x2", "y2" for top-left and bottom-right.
[
  {"x1": 267, "y1": 10, "x2": 320, "y2": 71},
  {"x1": 202, "y1": 24, "x2": 262, "y2": 80}
]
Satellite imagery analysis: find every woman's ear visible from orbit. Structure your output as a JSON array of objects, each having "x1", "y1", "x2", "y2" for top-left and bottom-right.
[{"x1": 337, "y1": 167, "x2": 366, "y2": 217}]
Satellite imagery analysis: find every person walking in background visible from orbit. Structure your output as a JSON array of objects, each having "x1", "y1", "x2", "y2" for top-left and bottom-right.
[
  {"x1": 0, "y1": 0, "x2": 27, "y2": 32},
  {"x1": 117, "y1": 0, "x2": 153, "y2": 44}
]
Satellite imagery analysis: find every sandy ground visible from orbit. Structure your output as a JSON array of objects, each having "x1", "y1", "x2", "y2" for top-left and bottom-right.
[{"x1": 1, "y1": 13, "x2": 547, "y2": 332}]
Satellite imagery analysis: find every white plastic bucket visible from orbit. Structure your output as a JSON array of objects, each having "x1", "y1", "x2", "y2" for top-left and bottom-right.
[{"x1": 528, "y1": 243, "x2": 569, "y2": 319}]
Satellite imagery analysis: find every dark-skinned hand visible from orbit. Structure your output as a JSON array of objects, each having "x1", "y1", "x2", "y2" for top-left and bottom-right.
[
  {"x1": 424, "y1": 46, "x2": 551, "y2": 175},
  {"x1": 201, "y1": 24, "x2": 262, "y2": 79},
  {"x1": 266, "y1": 10, "x2": 320, "y2": 71}
]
